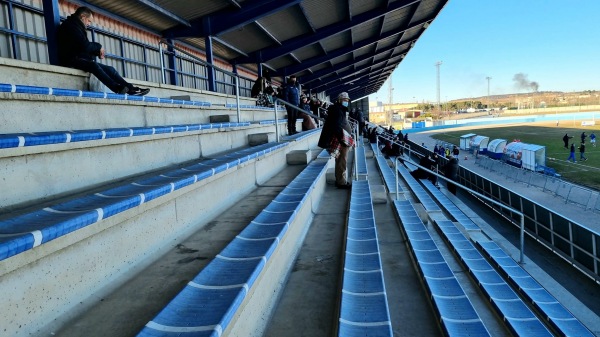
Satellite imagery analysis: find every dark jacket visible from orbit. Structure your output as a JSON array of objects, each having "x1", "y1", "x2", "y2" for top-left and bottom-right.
[
  {"x1": 284, "y1": 82, "x2": 300, "y2": 106},
  {"x1": 318, "y1": 102, "x2": 350, "y2": 149},
  {"x1": 443, "y1": 157, "x2": 459, "y2": 180},
  {"x1": 56, "y1": 14, "x2": 102, "y2": 66}
]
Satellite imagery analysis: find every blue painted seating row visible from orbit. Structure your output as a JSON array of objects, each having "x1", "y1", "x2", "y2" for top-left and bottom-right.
[
  {"x1": 355, "y1": 146, "x2": 368, "y2": 176},
  {"x1": 396, "y1": 165, "x2": 441, "y2": 212},
  {"x1": 371, "y1": 153, "x2": 401, "y2": 194},
  {"x1": 421, "y1": 179, "x2": 481, "y2": 231},
  {"x1": 317, "y1": 149, "x2": 331, "y2": 159},
  {"x1": 137, "y1": 159, "x2": 328, "y2": 337},
  {"x1": 259, "y1": 119, "x2": 288, "y2": 125},
  {"x1": 282, "y1": 128, "x2": 321, "y2": 141},
  {"x1": 225, "y1": 103, "x2": 278, "y2": 110},
  {"x1": 339, "y1": 180, "x2": 393, "y2": 337},
  {"x1": 0, "y1": 83, "x2": 211, "y2": 106},
  {"x1": 0, "y1": 142, "x2": 288, "y2": 261},
  {"x1": 370, "y1": 142, "x2": 380, "y2": 156},
  {"x1": 392, "y1": 200, "x2": 491, "y2": 336},
  {"x1": 435, "y1": 220, "x2": 553, "y2": 336},
  {"x1": 477, "y1": 240, "x2": 594, "y2": 337},
  {"x1": 0, "y1": 122, "x2": 251, "y2": 149}
]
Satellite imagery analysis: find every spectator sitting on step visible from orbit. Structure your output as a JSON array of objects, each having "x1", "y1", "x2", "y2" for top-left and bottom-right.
[
  {"x1": 57, "y1": 6, "x2": 150, "y2": 96},
  {"x1": 411, "y1": 154, "x2": 435, "y2": 180},
  {"x1": 251, "y1": 77, "x2": 267, "y2": 98}
]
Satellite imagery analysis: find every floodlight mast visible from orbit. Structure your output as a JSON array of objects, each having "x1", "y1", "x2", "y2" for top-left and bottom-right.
[{"x1": 435, "y1": 61, "x2": 442, "y2": 111}]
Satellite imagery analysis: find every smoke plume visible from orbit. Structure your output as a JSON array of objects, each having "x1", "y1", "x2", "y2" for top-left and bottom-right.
[{"x1": 513, "y1": 73, "x2": 539, "y2": 92}]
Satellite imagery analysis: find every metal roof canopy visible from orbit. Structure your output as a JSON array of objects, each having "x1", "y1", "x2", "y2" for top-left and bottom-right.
[{"x1": 73, "y1": 0, "x2": 448, "y2": 98}]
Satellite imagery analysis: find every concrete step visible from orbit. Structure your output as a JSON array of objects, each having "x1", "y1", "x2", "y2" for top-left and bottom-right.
[
  {"x1": 0, "y1": 90, "x2": 283, "y2": 134},
  {"x1": 0, "y1": 123, "x2": 283, "y2": 211},
  {"x1": 0, "y1": 57, "x2": 258, "y2": 107},
  {"x1": 0, "y1": 135, "x2": 323, "y2": 337},
  {"x1": 48, "y1": 152, "x2": 328, "y2": 337}
]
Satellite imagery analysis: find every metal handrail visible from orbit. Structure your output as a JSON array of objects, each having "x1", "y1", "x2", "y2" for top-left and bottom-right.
[
  {"x1": 368, "y1": 120, "x2": 528, "y2": 264},
  {"x1": 272, "y1": 98, "x2": 324, "y2": 142},
  {"x1": 348, "y1": 116, "x2": 360, "y2": 181},
  {"x1": 394, "y1": 155, "x2": 527, "y2": 263}
]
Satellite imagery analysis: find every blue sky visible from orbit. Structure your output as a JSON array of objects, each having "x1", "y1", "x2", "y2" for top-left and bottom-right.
[{"x1": 369, "y1": 0, "x2": 600, "y2": 103}]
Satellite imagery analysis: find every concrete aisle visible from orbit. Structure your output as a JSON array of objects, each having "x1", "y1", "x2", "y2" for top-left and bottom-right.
[{"x1": 262, "y1": 183, "x2": 349, "y2": 337}]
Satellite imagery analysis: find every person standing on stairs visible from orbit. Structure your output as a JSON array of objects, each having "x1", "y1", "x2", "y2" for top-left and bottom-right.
[{"x1": 318, "y1": 92, "x2": 354, "y2": 189}]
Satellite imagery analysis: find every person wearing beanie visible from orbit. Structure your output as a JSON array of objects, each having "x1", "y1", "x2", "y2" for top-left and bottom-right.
[{"x1": 318, "y1": 92, "x2": 354, "y2": 189}]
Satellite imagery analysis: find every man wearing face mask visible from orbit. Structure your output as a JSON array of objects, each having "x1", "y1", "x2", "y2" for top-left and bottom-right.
[{"x1": 318, "y1": 92, "x2": 354, "y2": 189}]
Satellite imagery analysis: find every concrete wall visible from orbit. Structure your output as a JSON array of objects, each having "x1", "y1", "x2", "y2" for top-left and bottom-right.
[
  {"x1": 0, "y1": 57, "x2": 258, "y2": 106},
  {"x1": 0, "y1": 125, "x2": 280, "y2": 210}
]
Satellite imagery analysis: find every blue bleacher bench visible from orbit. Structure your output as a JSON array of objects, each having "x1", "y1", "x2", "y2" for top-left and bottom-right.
[
  {"x1": 396, "y1": 164, "x2": 441, "y2": 212},
  {"x1": 355, "y1": 146, "x2": 368, "y2": 177},
  {"x1": 0, "y1": 122, "x2": 251, "y2": 149},
  {"x1": 372, "y1": 153, "x2": 401, "y2": 194},
  {"x1": 393, "y1": 200, "x2": 491, "y2": 336},
  {"x1": 0, "y1": 83, "x2": 212, "y2": 106},
  {"x1": 421, "y1": 180, "x2": 481, "y2": 231},
  {"x1": 0, "y1": 142, "x2": 288, "y2": 261},
  {"x1": 435, "y1": 220, "x2": 553, "y2": 336},
  {"x1": 339, "y1": 180, "x2": 393, "y2": 336},
  {"x1": 477, "y1": 240, "x2": 594, "y2": 337},
  {"x1": 137, "y1": 159, "x2": 328, "y2": 337}
]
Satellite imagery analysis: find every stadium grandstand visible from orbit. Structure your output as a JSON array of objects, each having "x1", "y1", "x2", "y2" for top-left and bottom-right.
[{"x1": 1, "y1": 0, "x2": 599, "y2": 336}]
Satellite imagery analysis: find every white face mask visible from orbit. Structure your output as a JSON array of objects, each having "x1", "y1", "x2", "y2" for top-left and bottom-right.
[{"x1": 341, "y1": 101, "x2": 349, "y2": 107}]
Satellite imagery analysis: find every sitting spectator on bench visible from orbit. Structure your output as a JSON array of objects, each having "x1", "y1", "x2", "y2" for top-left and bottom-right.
[{"x1": 57, "y1": 6, "x2": 149, "y2": 96}]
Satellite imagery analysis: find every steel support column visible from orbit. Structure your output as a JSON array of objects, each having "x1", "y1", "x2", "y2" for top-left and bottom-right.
[
  {"x1": 166, "y1": 39, "x2": 178, "y2": 86},
  {"x1": 42, "y1": 0, "x2": 61, "y2": 65},
  {"x1": 206, "y1": 36, "x2": 216, "y2": 92}
]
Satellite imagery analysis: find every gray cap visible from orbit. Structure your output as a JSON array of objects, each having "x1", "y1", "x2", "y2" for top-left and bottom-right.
[{"x1": 338, "y1": 92, "x2": 350, "y2": 100}]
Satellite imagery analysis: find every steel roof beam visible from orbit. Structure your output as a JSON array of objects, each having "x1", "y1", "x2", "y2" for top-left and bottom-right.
[
  {"x1": 225, "y1": 0, "x2": 242, "y2": 9},
  {"x1": 301, "y1": 44, "x2": 403, "y2": 84},
  {"x1": 325, "y1": 77, "x2": 374, "y2": 94},
  {"x1": 212, "y1": 36, "x2": 249, "y2": 57},
  {"x1": 330, "y1": 80, "x2": 384, "y2": 98},
  {"x1": 135, "y1": 0, "x2": 190, "y2": 27},
  {"x1": 163, "y1": 0, "x2": 301, "y2": 38},
  {"x1": 309, "y1": 62, "x2": 395, "y2": 91},
  {"x1": 316, "y1": 69, "x2": 388, "y2": 92},
  {"x1": 275, "y1": 17, "x2": 429, "y2": 76},
  {"x1": 234, "y1": 0, "x2": 419, "y2": 64},
  {"x1": 256, "y1": 21, "x2": 281, "y2": 45},
  {"x1": 298, "y1": 2, "x2": 316, "y2": 33}
]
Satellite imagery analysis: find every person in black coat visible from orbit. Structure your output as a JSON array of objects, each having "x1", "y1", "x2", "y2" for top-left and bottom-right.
[
  {"x1": 284, "y1": 75, "x2": 301, "y2": 135},
  {"x1": 57, "y1": 7, "x2": 149, "y2": 95},
  {"x1": 443, "y1": 155, "x2": 460, "y2": 195},
  {"x1": 318, "y1": 92, "x2": 352, "y2": 188},
  {"x1": 563, "y1": 133, "x2": 572, "y2": 149}
]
